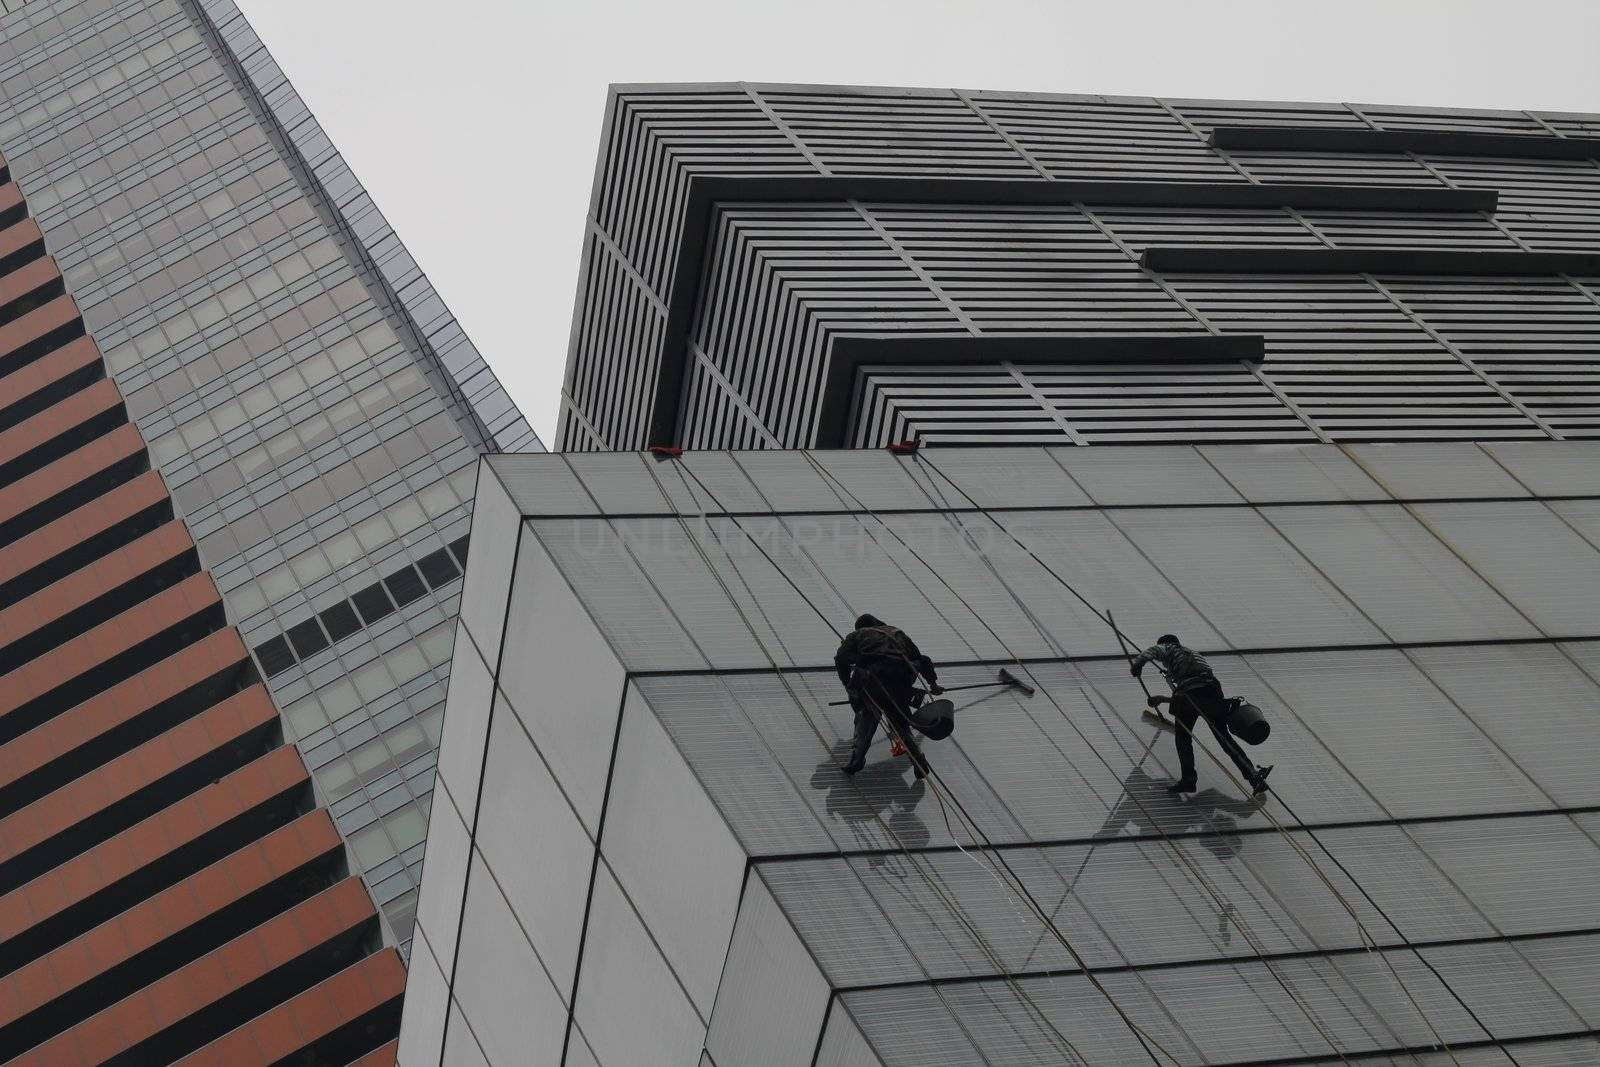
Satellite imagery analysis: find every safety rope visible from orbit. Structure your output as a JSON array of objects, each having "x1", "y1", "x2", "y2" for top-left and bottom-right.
[
  {"x1": 798, "y1": 452, "x2": 1365, "y2": 1064},
  {"x1": 646, "y1": 457, "x2": 1108, "y2": 1066},
  {"x1": 900, "y1": 448, "x2": 1529, "y2": 1065},
  {"x1": 650, "y1": 444, "x2": 1526, "y2": 1063},
  {"x1": 654, "y1": 455, "x2": 1183, "y2": 1065},
  {"x1": 900, "y1": 452, "x2": 1465, "y2": 1061},
  {"x1": 648, "y1": 519, "x2": 1084, "y2": 1064}
]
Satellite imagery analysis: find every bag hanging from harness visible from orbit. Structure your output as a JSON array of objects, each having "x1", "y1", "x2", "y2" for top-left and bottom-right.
[
  {"x1": 910, "y1": 698, "x2": 955, "y2": 740},
  {"x1": 1226, "y1": 697, "x2": 1271, "y2": 746}
]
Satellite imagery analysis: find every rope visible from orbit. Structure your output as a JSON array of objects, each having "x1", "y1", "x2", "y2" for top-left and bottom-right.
[
  {"x1": 652, "y1": 446, "x2": 1512, "y2": 1062},
  {"x1": 902, "y1": 448, "x2": 1524, "y2": 1064},
  {"x1": 902, "y1": 453, "x2": 1459, "y2": 1056},
  {"x1": 648, "y1": 456, "x2": 1107, "y2": 1065},
  {"x1": 804, "y1": 452, "x2": 1364, "y2": 1064},
  {"x1": 657, "y1": 455, "x2": 1189, "y2": 1064}
]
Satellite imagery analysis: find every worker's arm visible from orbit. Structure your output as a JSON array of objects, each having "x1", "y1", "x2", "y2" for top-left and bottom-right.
[
  {"x1": 834, "y1": 633, "x2": 860, "y2": 688},
  {"x1": 899, "y1": 633, "x2": 943, "y2": 692},
  {"x1": 1130, "y1": 644, "x2": 1168, "y2": 677}
]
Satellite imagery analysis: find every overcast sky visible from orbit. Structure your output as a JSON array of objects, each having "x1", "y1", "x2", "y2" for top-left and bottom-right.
[{"x1": 236, "y1": 0, "x2": 1600, "y2": 445}]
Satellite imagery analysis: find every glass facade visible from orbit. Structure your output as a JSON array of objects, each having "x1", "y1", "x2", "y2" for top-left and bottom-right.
[
  {"x1": 0, "y1": 0, "x2": 538, "y2": 942},
  {"x1": 403, "y1": 446, "x2": 1600, "y2": 1064}
]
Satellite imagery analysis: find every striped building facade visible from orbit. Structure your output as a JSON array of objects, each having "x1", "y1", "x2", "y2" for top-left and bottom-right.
[
  {"x1": 0, "y1": 146, "x2": 401, "y2": 1065},
  {"x1": 559, "y1": 84, "x2": 1600, "y2": 453}
]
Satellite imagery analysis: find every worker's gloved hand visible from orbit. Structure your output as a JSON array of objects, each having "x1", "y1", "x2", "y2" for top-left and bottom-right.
[
  {"x1": 1129, "y1": 661, "x2": 1143, "y2": 677},
  {"x1": 929, "y1": 683, "x2": 946, "y2": 696},
  {"x1": 1146, "y1": 694, "x2": 1170, "y2": 709}
]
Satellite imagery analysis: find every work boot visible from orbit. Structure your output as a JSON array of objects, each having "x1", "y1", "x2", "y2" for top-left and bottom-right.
[
  {"x1": 1167, "y1": 777, "x2": 1197, "y2": 794},
  {"x1": 842, "y1": 751, "x2": 866, "y2": 776},
  {"x1": 1250, "y1": 765, "x2": 1274, "y2": 796},
  {"x1": 912, "y1": 756, "x2": 931, "y2": 780}
]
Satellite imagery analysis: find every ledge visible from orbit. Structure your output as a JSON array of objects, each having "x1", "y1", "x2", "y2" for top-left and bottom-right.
[
  {"x1": 647, "y1": 174, "x2": 1494, "y2": 446},
  {"x1": 1141, "y1": 247, "x2": 1600, "y2": 276},
  {"x1": 686, "y1": 175, "x2": 1498, "y2": 213},
  {"x1": 814, "y1": 333, "x2": 1266, "y2": 447},
  {"x1": 1211, "y1": 126, "x2": 1600, "y2": 161}
]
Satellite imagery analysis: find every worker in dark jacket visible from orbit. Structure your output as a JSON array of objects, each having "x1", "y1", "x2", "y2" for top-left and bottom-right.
[
  {"x1": 835, "y1": 613, "x2": 943, "y2": 778},
  {"x1": 1132, "y1": 634, "x2": 1272, "y2": 795}
]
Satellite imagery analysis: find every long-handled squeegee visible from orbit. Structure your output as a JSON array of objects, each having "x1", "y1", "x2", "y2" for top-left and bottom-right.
[
  {"x1": 1107, "y1": 609, "x2": 1172, "y2": 730},
  {"x1": 826, "y1": 667, "x2": 1035, "y2": 706}
]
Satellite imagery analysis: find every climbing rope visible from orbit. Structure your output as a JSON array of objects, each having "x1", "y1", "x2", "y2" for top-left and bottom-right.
[
  {"x1": 797, "y1": 451, "x2": 1365, "y2": 1064},
  {"x1": 643, "y1": 456, "x2": 1111, "y2": 1065},
  {"x1": 643, "y1": 443, "x2": 1524, "y2": 1063},
  {"x1": 652, "y1": 454, "x2": 1183, "y2": 1065},
  {"x1": 900, "y1": 447, "x2": 1528, "y2": 1065}
]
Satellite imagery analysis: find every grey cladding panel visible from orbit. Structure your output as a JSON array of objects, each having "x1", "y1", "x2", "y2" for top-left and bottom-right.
[{"x1": 705, "y1": 874, "x2": 830, "y2": 1067}]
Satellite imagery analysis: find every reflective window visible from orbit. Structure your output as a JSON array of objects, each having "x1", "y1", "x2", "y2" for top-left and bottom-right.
[
  {"x1": 1413, "y1": 501, "x2": 1600, "y2": 635},
  {"x1": 1113, "y1": 507, "x2": 1384, "y2": 649},
  {"x1": 1347, "y1": 443, "x2": 1532, "y2": 499},
  {"x1": 1265, "y1": 503, "x2": 1537, "y2": 643}
]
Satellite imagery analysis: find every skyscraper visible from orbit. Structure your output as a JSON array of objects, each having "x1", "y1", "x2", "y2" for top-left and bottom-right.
[
  {"x1": 0, "y1": 132, "x2": 403, "y2": 1063},
  {"x1": 401, "y1": 85, "x2": 1600, "y2": 1065},
  {"x1": 0, "y1": 0, "x2": 539, "y2": 958},
  {"x1": 1, "y1": 0, "x2": 551, "y2": 1055}
]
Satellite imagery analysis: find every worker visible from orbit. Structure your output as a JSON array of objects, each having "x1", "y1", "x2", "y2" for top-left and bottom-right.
[
  {"x1": 835, "y1": 613, "x2": 944, "y2": 778},
  {"x1": 1132, "y1": 634, "x2": 1272, "y2": 795}
]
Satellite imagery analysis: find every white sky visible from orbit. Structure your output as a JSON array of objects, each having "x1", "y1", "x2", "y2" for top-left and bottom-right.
[{"x1": 236, "y1": 0, "x2": 1600, "y2": 445}]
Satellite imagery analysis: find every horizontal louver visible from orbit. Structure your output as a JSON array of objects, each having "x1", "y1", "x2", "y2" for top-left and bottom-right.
[{"x1": 562, "y1": 84, "x2": 1600, "y2": 452}]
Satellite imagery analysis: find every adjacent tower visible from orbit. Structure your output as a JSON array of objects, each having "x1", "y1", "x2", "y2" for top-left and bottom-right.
[
  {"x1": 0, "y1": 0, "x2": 540, "y2": 958},
  {"x1": 0, "y1": 0, "x2": 551, "y2": 1056},
  {"x1": 0, "y1": 143, "x2": 404, "y2": 1064}
]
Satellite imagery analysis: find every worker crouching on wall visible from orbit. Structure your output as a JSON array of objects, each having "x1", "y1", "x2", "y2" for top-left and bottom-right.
[
  {"x1": 835, "y1": 614, "x2": 944, "y2": 779},
  {"x1": 1133, "y1": 634, "x2": 1273, "y2": 796}
]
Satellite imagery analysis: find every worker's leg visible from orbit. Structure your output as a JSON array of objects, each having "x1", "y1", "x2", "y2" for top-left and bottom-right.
[
  {"x1": 875, "y1": 677, "x2": 930, "y2": 777},
  {"x1": 1192, "y1": 684, "x2": 1258, "y2": 782},
  {"x1": 844, "y1": 695, "x2": 880, "y2": 774},
  {"x1": 1170, "y1": 696, "x2": 1200, "y2": 791}
]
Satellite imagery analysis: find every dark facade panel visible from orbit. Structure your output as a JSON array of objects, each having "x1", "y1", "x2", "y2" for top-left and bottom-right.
[
  {"x1": 1212, "y1": 125, "x2": 1600, "y2": 160},
  {"x1": 1142, "y1": 247, "x2": 1600, "y2": 274}
]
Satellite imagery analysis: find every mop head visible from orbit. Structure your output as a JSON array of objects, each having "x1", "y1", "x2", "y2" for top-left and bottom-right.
[{"x1": 997, "y1": 668, "x2": 1035, "y2": 697}]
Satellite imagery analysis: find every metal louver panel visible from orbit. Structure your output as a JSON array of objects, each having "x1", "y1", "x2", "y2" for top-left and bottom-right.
[
  {"x1": 1165, "y1": 275, "x2": 1542, "y2": 440},
  {"x1": 759, "y1": 90, "x2": 1040, "y2": 177},
  {"x1": 560, "y1": 84, "x2": 1600, "y2": 452},
  {"x1": 1426, "y1": 157, "x2": 1600, "y2": 251},
  {"x1": 1382, "y1": 278, "x2": 1600, "y2": 436},
  {"x1": 966, "y1": 95, "x2": 1246, "y2": 183},
  {"x1": 852, "y1": 363, "x2": 1313, "y2": 447}
]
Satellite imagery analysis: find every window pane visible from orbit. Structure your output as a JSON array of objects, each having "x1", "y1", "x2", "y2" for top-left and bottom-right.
[
  {"x1": 1265, "y1": 504, "x2": 1536, "y2": 643},
  {"x1": 1113, "y1": 507, "x2": 1384, "y2": 649},
  {"x1": 1412, "y1": 502, "x2": 1600, "y2": 635}
]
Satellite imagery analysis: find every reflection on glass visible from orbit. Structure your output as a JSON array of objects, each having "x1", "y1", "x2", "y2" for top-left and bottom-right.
[{"x1": 810, "y1": 741, "x2": 931, "y2": 854}]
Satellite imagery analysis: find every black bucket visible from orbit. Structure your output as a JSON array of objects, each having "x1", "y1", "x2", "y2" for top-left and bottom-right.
[
  {"x1": 1228, "y1": 699, "x2": 1270, "y2": 746},
  {"x1": 911, "y1": 698, "x2": 956, "y2": 741}
]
